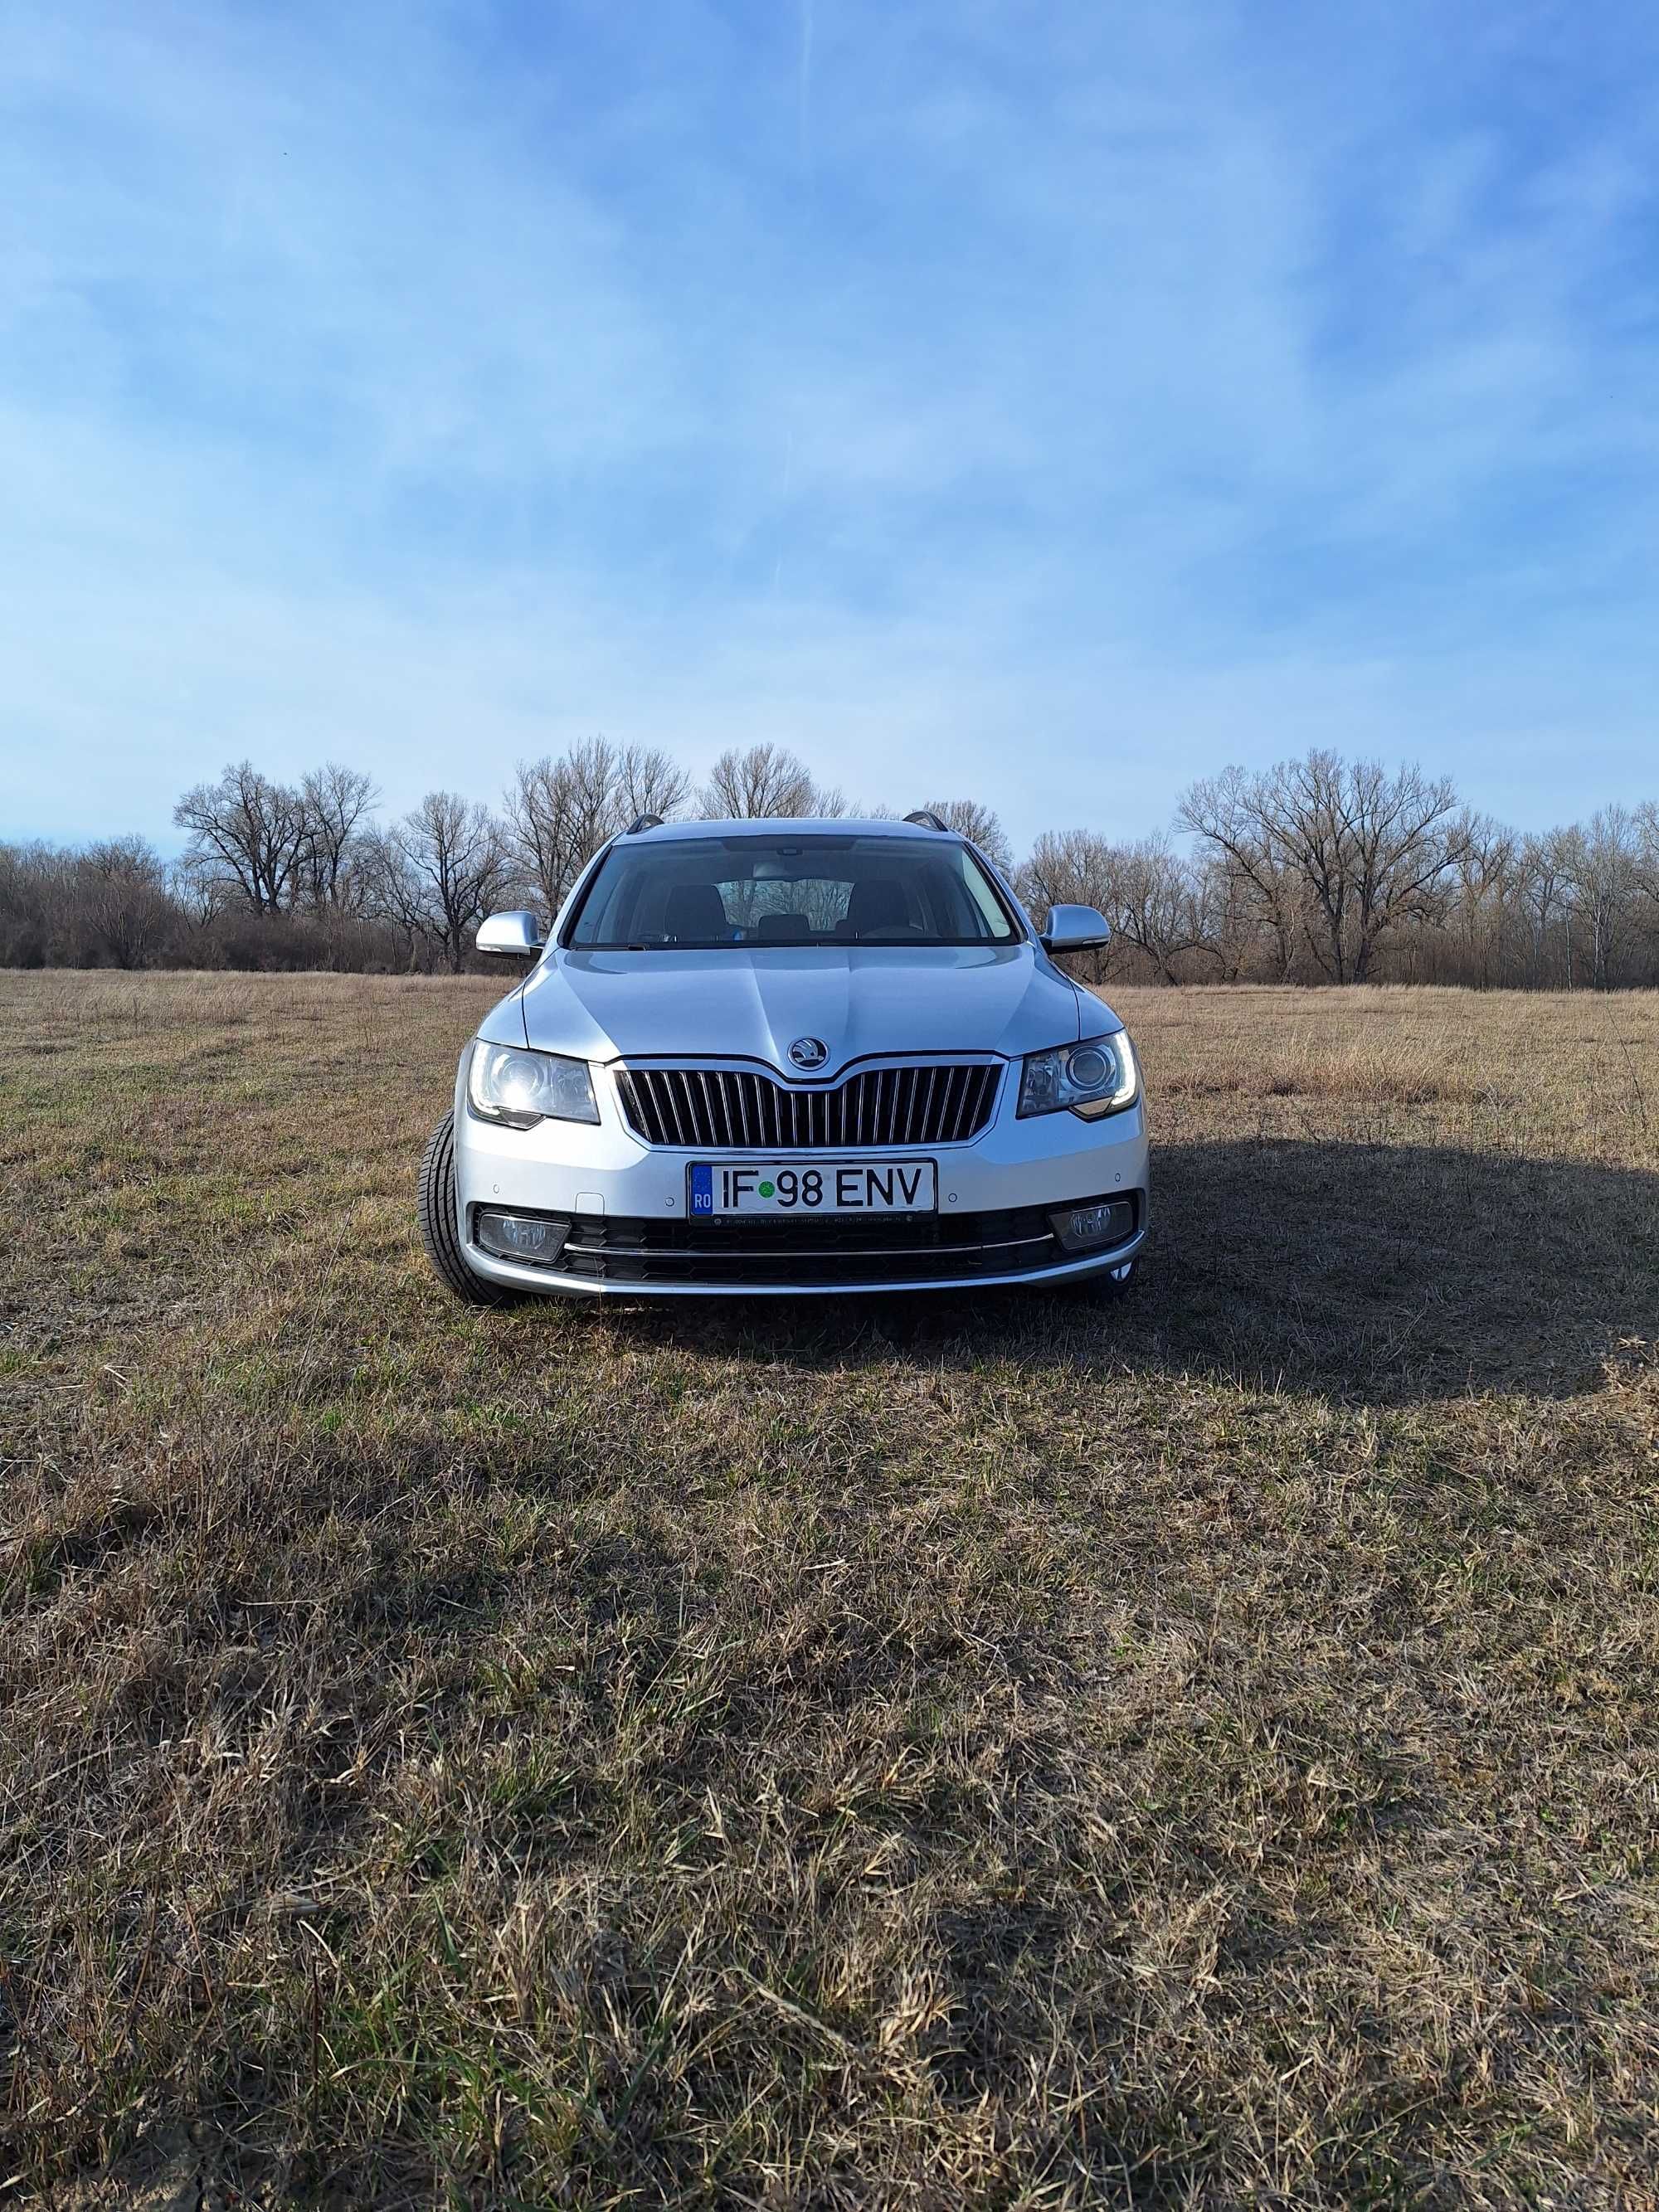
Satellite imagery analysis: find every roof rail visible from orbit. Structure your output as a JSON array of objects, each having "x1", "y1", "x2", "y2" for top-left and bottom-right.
[
  {"x1": 903, "y1": 809, "x2": 949, "y2": 832},
  {"x1": 625, "y1": 813, "x2": 664, "y2": 834}
]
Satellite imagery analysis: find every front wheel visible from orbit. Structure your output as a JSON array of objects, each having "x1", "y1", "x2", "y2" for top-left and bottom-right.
[
  {"x1": 418, "y1": 1112, "x2": 517, "y2": 1306},
  {"x1": 1075, "y1": 1256, "x2": 1141, "y2": 1300}
]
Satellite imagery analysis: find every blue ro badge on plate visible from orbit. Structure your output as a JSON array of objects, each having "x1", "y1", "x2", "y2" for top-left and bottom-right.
[{"x1": 690, "y1": 1164, "x2": 714, "y2": 1214}]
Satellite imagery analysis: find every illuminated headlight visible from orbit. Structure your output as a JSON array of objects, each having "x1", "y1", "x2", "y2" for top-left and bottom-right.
[
  {"x1": 467, "y1": 1042, "x2": 599, "y2": 1129},
  {"x1": 1018, "y1": 1031, "x2": 1138, "y2": 1121}
]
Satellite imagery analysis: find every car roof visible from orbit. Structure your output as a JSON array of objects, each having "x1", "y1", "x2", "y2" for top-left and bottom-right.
[{"x1": 624, "y1": 817, "x2": 961, "y2": 843}]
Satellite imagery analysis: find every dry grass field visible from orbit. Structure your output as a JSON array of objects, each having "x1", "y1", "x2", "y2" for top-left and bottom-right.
[{"x1": 3, "y1": 971, "x2": 1658, "y2": 2209}]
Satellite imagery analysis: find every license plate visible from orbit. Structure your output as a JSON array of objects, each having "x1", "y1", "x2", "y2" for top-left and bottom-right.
[{"x1": 688, "y1": 1160, "x2": 937, "y2": 1218}]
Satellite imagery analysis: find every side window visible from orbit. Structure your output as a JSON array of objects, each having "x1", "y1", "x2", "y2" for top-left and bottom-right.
[{"x1": 958, "y1": 852, "x2": 1009, "y2": 939}]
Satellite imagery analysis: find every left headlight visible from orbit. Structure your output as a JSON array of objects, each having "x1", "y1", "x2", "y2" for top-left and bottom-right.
[
  {"x1": 1018, "y1": 1031, "x2": 1139, "y2": 1121},
  {"x1": 467, "y1": 1042, "x2": 599, "y2": 1129}
]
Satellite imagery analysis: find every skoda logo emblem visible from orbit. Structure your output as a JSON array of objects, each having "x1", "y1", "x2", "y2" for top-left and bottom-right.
[{"x1": 788, "y1": 1036, "x2": 829, "y2": 1071}]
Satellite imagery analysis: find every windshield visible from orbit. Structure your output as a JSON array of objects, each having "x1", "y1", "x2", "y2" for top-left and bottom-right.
[{"x1": 564, "y1": 834, "x2": 1019, "y2": 950}]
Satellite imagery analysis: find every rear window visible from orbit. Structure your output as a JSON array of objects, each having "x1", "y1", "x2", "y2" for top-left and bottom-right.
[{"x1": 565, "y1": 834, "x2": 1019, "y2": 949}]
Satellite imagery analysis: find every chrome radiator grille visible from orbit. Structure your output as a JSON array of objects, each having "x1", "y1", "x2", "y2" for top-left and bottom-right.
[{"x1": 615, "y1": 1061, "x2": 1000, "y2": 1150}]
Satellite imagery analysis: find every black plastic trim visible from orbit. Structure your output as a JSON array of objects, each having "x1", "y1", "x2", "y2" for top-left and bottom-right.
[{"x1": 466, "y1": 1192, "x2": 1141, "y2": 1289}]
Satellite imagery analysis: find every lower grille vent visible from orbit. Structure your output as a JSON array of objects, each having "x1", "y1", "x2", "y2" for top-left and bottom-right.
[{"x1": 468, "y1": 1193, "x2": 1141, "y2": 1290}]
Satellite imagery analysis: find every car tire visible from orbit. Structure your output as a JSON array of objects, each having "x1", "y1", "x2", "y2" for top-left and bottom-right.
[
  {"x1": 1078, "y1": 1256, "x2": 1141, "y2": 1300},
  {"x1": 418, "y1": 1112, "x2": 518, "y2": 1306}
]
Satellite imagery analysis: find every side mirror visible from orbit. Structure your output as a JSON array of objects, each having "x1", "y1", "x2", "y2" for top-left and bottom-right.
[
  {"x1": 476, "y1": 909, "x2": 547, "y2": 957},
  {"x1": 1039, "y1": 903, "x2": 1112, "y2": 955}
]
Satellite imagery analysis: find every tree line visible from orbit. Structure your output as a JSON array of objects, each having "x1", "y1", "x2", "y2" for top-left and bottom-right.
[{"x1": 4, "y1": 740, "x2": 1658, "y2": 987}]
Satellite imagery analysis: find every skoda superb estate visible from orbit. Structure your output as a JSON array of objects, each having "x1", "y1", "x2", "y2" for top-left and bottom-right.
[{"x1": 418, "y1": 814, "x2": 1149, "y2": 1300}]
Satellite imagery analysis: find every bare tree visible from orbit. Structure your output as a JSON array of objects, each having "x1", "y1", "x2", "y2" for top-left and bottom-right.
[
  {"x1": 1180, "y1": 751, "x2": 1467, "y2": 984},
  {"x1": 507, "y1": 740, "x2": 624, "y2": 919},
  {"x1": 1516, "y1": 831, "x2": 1573, "y2": 987},
  {"x1": 173, "y1": 761, "x2": 308, "y2": 916},
  {"x1": 1199, "y1": 850, "x2": 1275, "y2": 982},
  {"x1": 1174, "y1": 765, "x2": 1306, "y2": 980},
  {"x1": 369, "y1": 792, "x2": 515, "y2": 972},
  {"x1": 615, "y1": 744, "x2": 690, "y2": 826},
  {"x1": 297, "y1": 765, "x2": 380, "y2": 912},
  {"x1": 1633, "y1": 801, "x2": 1659, "y2": 932},
  {"x1": 1019, "y1": 829, "x2": 1218, "y2": 981},
  {"x1": 72, "y1": 839, "x2": 175, "y2": 968},
  {"x1": 167, "y1": 852, "x2": 221, "y2": 934},
  {"x1": 1019, "y1": 829, "x2": 1111, "y2": 921},
  {"x1": 1340, "y1": 756, "x2": 1471, "y2": 980},
  {"x1": 1016, "y1": 830, "x2": 1125, "y2": 981},
  {"x1": 1107, "y1": 834, "x2": 1222, "y2": 984},
  {"x1": 0, "y1": 841, "x2": 75, "y2": 964},
  {"x1": 1446, "y1": 812, "x2": 1519, "y2": 990},
  {"x1": 921, "y1": 799, "x2": 1013, "y2": 871},
  {"x1": 699, "y1": 744, "x2": 820, "y2": 819},
  {"x1": 1560, "y1": 807, "x2": 1642, "y2": 989}
]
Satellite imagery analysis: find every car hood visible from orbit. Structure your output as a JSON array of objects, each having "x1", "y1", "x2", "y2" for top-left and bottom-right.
[{"x1": 513, "y1": 944, "x2": 1101, "y2": 1073}]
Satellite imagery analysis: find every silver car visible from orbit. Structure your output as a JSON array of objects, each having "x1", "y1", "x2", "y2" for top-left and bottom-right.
[{"x1": 419, "y1": 814, "x2": 1148, "y2": 1301}]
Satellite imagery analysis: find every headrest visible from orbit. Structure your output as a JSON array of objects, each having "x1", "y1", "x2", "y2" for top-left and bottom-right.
[
  {"x1": 845, "y1": 878, "x2": 909, "y2": 935},
  {"x1": 663, "y1": 882, "x2": 728, "y2": 940},
  {"x1": 757, "y1": 911, "x2": 809, "y2": 941}
]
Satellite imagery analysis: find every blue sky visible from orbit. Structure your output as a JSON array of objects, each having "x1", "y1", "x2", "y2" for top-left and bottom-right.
[{"x1": 4, "y1": 0, "x2": 1657, "y2": 853}]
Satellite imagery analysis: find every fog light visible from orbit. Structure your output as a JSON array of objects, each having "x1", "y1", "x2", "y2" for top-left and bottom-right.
[
  {"x1": 1050, "y1": 1198, "x2": 1135, "y2": 1254},
  {"x1": 475, "y1": 1208, "x2": 567, "y2": 1263}
]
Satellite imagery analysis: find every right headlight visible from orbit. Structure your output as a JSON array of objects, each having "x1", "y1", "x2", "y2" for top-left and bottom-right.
[
  {"x1": 467, "y1": 1042, "x2": 599, "y2": 1129},
  {"x1": 1018, "y1": 1030, "x2": 1138, "y2": 1121}
]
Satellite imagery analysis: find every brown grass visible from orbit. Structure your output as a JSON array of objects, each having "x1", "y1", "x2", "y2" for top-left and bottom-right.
[{"x1": 2, "y1": 972, "x2": 1657, "y2": 2208}]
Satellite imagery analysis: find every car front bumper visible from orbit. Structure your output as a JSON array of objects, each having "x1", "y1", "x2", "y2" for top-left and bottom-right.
[{"x1": 452, "y1": 1056, "x2": 1150, "y2": 1297}]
